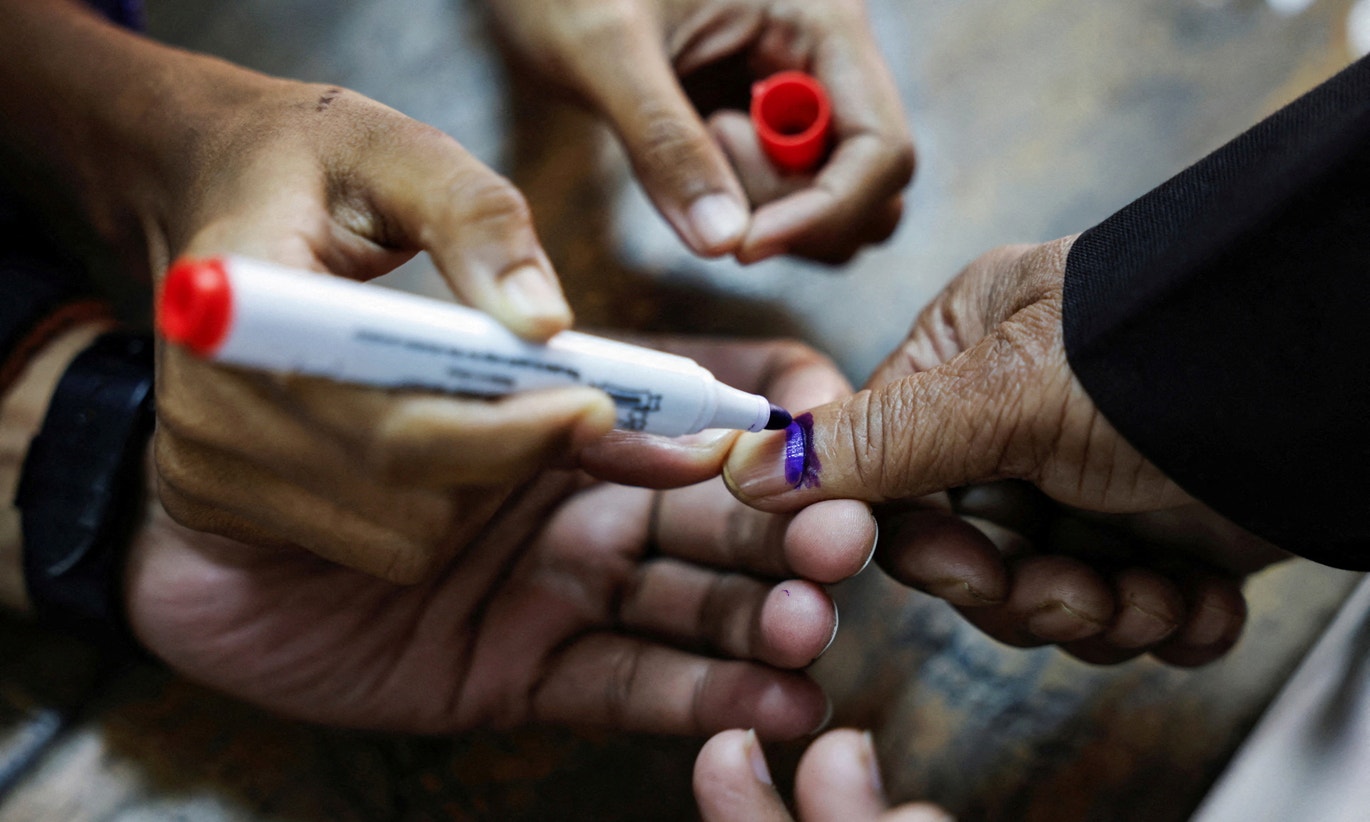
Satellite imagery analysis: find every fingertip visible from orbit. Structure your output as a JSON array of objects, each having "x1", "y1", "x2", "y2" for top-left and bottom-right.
[
  {"x1": 697, "y1": 664, "x2": 829, "y2": 742},
  {"x1": 694, "y1": 728, "x2": 754, "y2": 780},
  {"x1": 1150, "y1": 575, "x2": 1247, "y2": 667},
  {"x1": 786, "y1": 500, "x2": 877, "y2": 583},
  {"x1": 1104, "y1": 569, "x2": 1184, "y2": 649},
  {"x1": 878, "y1": 510, "x2": 1008, "y2": 606},
  {"x1": 886, "y1": 804, "x2": 957, "y2": 822},
  {"x1": 684, "y1": 192, "x2": 750, "y2": 256},
  {"x1": 489, "y1": 263, "x2": 574, "y2": 341},
  {"x1": 576, "y1": 428, "x2": 736, "y2": 488},
  {"x1": 693, "y1": 729, "x2": 783, "y2": 822},
  {"x1": 752, "y1": 679, "x2": 831, "y2": 742},
  {"x1": 571, "y1": 388, "x2": 620, "y2": 448},
  {"x1": 723, "y1": 406, "x2": 830, "y2": 510},
  {"x1": 1009, "y1": 555, "x2": 1113, "y2": 643},
  {"x1": 759, "y1": 581, "x2": 837, "y2": 668},
  {"x1": 794, "y1": 728, "x2": 889, "y2": 818}
]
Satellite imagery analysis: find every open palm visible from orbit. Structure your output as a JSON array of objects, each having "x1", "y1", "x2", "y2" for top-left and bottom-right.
[{"x1": 125, "y1": 339, "x2": 872, "y2": 738}]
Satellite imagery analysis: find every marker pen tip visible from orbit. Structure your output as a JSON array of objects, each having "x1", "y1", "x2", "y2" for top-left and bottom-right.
[{"x1": 765, "y1": 403, "x2": 793, "y2": 430}]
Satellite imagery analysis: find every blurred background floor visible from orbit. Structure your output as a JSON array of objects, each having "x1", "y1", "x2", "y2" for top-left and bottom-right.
[{"x1": 1, "y1": 0, "x2": 1365, "y2": 819}]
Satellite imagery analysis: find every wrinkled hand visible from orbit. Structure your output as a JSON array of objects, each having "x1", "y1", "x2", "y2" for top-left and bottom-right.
[
  {"x1": 724, "y1": 238, "x2": 1289, "y2": 664},
  {"x1": 881, "y1": 482, "x2": 1286, "y2": 666},
  {"x1": 129, "y1": 339, "x2": 877, "y2": 736},
  {"x1": 488, "y1": 0, "x2": 914, "y2": 264},
  {"x1": 140, "y1": 54, "x2": 621, "y2": 580},
  {"x1": 694, "y1": 729, "x2": 949, "y2": 821}
]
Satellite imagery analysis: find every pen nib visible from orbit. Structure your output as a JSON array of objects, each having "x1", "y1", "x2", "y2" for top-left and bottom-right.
[{"x1": 765, "y1": 403, "x2": 793, "y2": 430}]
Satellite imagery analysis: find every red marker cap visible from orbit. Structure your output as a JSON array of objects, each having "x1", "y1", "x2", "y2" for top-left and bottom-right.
[
  {"x1": 158, "y1": 257, "x2": 233, "y2": 355},
  {"x1": 750, "y1": 70, "x2": 832, "y2": 174}
]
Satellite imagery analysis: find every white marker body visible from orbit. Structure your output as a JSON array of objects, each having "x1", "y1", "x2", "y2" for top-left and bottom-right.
[{"x1": 209, "y1": 257, "x2": 773, "y2": 436}]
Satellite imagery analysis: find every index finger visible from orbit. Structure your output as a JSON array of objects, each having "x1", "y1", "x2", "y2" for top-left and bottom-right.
[{"x1": 578, "y1": 337, "x2": 852, "y2": 488}]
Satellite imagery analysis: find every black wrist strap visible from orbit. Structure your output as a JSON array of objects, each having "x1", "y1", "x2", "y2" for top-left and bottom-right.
[{"x1": 17, "y1": 331, "x2": 155, "y2": 654}]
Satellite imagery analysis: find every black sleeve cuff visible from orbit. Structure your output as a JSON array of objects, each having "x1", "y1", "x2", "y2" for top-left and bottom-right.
[{"x1": 1063, "y1": 56, "x2": 1370, "y2": 570}]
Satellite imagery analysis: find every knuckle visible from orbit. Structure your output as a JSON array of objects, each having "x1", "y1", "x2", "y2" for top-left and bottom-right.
[
  {"x1": 887, "y1": 138, "x2": 917, "y2": 188},
  {"x1": 156, "y1": 479, "x2": 209, "y2": 532},
  {"x1": 153, "y1": 400, "x2": 199, "y2": 442},
  {"x1": 835, "y1": 388, "x2": 893, "y2": 497},
  {"x1": 376, "y1": 540, "x2": 442, "y2": 585},
  {"x1": 559, "y1": 0, "x2": 644, "y2": 49},
  {"x1": 631, "y1": 106, "x2": 713, "y2": 196},
  {"x1": 867, "y1": 385, "x2": 923, "y2": 495},
  {"x1": 152, "y1": 433, "x2": 204, "y2": 499},
  {"x1": 696, "y1": 575, "x2": 735, "y2": 647},
  {"x1": 603, "y1": 642, "x2": 642, "y2": 726},
  {"x1": 452, "y1": 175, "x2": 534, "y2": 233},
  {"x1": 401, "y1": 494, "x2": 457, "y2": 552}
]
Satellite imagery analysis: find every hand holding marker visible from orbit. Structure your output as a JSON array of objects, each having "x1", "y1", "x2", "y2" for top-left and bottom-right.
[{"x1": 156, "y1": 257, "x2": 793, "y2": 437}]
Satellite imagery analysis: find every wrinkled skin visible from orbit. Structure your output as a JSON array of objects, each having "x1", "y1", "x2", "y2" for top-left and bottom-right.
[
  {"x1": 128, "y1": 338, "x2": 878, "y2": 738},
  {"x1": 726, "y1": 238, "x2": 1290, "y2": 665},
  {"x1": 0, "y1": 2, "x2": 614, "y2": 579}
]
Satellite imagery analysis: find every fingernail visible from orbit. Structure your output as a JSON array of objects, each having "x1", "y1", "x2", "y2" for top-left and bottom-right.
[
  {"x1": 811, "y1": 694, "x2": 834, "y2": 735},
  {"x1": 1187, "y1": 602, "x2": 1239, "y2": 647},
  {"x1": 744, "y1": 729, "x2": 772, "y2": 785},
  {"x1": 862, "y1": 730, "x2": 885, "y2": 797},
  {"x1": 921, "y1": 578, "x2": 1003, "y2": 607},
  {"x1": 815, "y1": 601, "x2": 840, "y2": 660},
  {"x1": 724, "y1": 414, "x2": 819, "y2": 500},
  {"x1": 498, "y1": 264, "x2": 571, "y2": 327},
  {"x1": 687, "y1": 193, "x2": 747, "y2": 252},
  {"x1": 856, "y1": 520, "x2": 879, "y2": 575},
  {"x1": 1112, "y1": 601, "x2": 1179, "y2": 648},
  {"x1": 1027, "y1": 601, "x2": 1105, "y2": 642}
]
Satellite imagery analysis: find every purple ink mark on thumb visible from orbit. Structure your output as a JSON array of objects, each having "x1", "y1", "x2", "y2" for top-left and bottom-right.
[
  {"x1": 783, "y1": 422, "x2": 806, "y2": 486},
  {"x1": 782, "y1": 412, "x2": 822, "y2": 489}
]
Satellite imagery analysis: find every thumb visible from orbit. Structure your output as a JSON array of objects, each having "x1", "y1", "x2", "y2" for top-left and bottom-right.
[
  {"x1": 724, "y1": 311, "x2": 1060, "y2": 512},
  {"x1": 357, "y1": 120, "x2": 572, "y2": 341},
  {"x1": 566, "y1": 15, "x2": 749, "y2": 256}
]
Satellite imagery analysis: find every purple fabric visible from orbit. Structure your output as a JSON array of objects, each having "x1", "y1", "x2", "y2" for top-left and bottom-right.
[{"x1": 83, "y1": 0, "x2": 144, "y2": 29}]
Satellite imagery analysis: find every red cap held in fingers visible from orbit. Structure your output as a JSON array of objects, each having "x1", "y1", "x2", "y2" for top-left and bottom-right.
[
  {"x1": 751, "y1": 71, "x2": 832, "y2": 174},
  {"x1": 157, "y1": 257, "x2": 232, "y2": 355}
]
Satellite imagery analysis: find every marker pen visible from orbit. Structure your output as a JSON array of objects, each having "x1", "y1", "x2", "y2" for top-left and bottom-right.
[
  {"x1": 157, "y1": 256, "x2": 793, "y2": 437},
  {"x1": 750, "y1": 70, "x2": 833, "y2": 174}
]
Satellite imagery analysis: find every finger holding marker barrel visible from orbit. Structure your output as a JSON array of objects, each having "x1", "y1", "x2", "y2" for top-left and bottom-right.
[
  {"x1": 157, "y1": 256, "x2": 793, "y2": 437},
  {"x1": 155, "y1": 256, "x2": 801, "y2": 582}
]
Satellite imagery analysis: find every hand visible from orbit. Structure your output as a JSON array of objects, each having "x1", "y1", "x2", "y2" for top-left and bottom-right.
[
  {"x1": 881, "y1": 482, "x2": 1286, "y2": 666},
  {"x1": 149, "y1": 68, "x2": 617, "y2": 577},
  {"x1": 694, "y1": 729, "x2": 949, "y2": 821},
  {"x1": 723, "y1": 238, "x2": 1290, "y2": 663},
  {"x1": 0, "y1": 2, "x2": 621, "y2": 580},
  {"x1": 125, "y1": 29, "x2": 621, "y2": 578},
  {"x1": 488, "y1": 0, "x2": 914, "y2": 264},
  {"x1": 128, "y1": 338, "x2": 877, "y2": 736}
]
